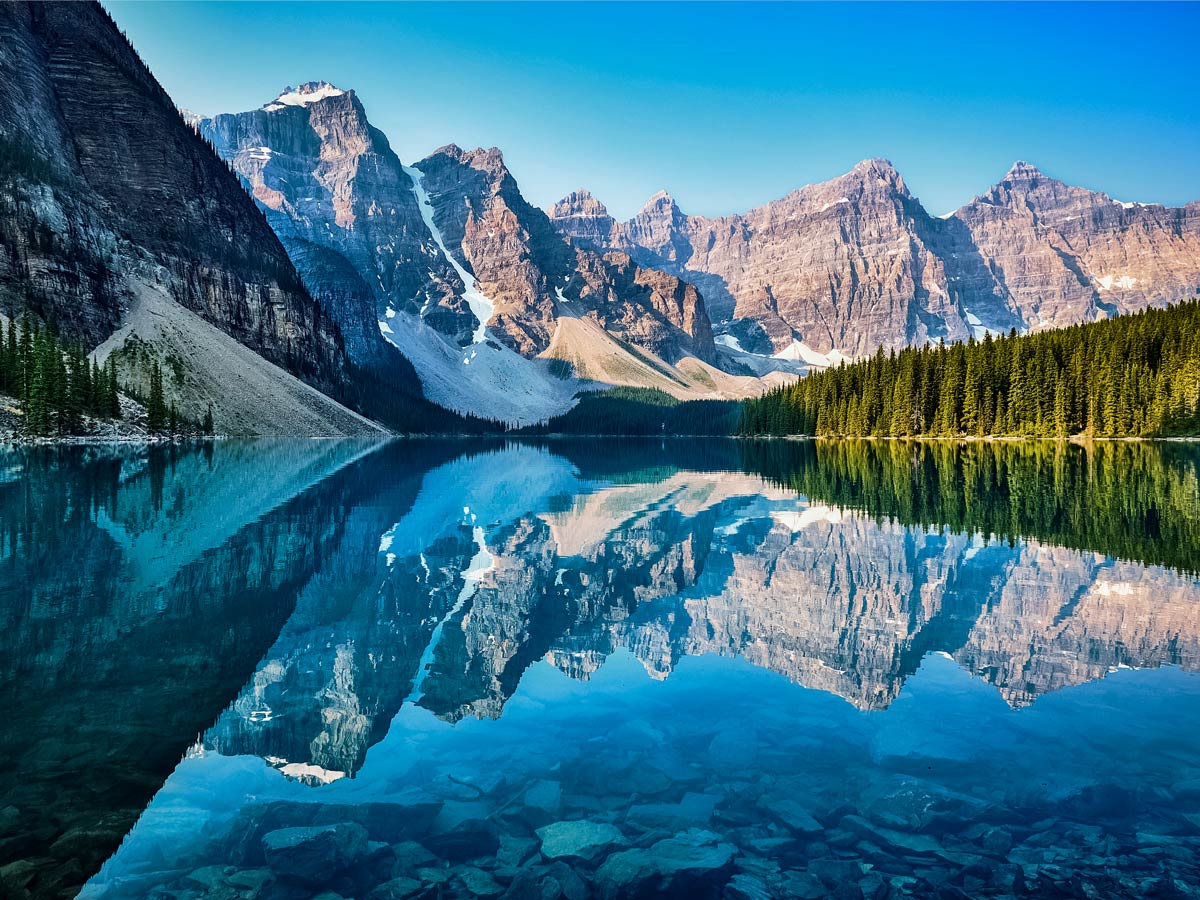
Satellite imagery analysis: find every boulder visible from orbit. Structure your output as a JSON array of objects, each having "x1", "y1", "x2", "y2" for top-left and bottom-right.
[
  {"x1": 594, "y1": 830, "x2": 736, "y2": 897},
  {"x1": 536, "y1": 820, "x2": 626, "y2": 862},
  {"x1": 261, "y1": 822, "x2": 368, "y2": 885}
]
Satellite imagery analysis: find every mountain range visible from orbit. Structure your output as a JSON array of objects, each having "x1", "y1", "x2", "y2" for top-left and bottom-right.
[
  {"x1": 552, "y1": 159, "x2": 1200, "y2": 361},
  {"x1": 2, "y1": 2, "x2": 1198, "y2": 432}
]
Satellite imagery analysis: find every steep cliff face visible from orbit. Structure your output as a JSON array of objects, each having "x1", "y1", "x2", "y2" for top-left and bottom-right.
[
  {"x1": 197, "y1": 84, "x2": 474, "y2": 359},
  {"x1": 414, "y1": 144, "x2": 718, "y2": 364},
  {"x1": 0, "y1": 3, "x2": 383, "y2": 434},
  {"x1": 552, "y1": 160, "x2": 1200, "y2": 360}
]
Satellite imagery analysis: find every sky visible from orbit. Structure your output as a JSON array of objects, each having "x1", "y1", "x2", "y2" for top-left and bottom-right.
[{"x1": 107, "y1": 1, "x2": 1200, "y2": 220}]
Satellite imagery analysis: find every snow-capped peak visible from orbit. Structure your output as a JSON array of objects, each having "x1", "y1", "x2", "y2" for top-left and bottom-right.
[{"x1": 264, "y1": 81, "x2": 345, "y2": 111}]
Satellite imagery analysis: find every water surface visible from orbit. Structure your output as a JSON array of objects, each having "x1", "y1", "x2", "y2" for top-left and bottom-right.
[{"x1": 1, "y1": 439, "x2": 1198, "y2": 899}]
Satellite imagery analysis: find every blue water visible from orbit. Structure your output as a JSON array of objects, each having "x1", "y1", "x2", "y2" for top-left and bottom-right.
[{"x1": 1, "y1": 439, "x2": 1198, "y2": 899}]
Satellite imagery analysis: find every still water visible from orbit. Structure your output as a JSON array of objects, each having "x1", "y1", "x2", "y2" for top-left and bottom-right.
[{"x1": 1, "y1": 439, "x2": 1198, "y2": 900}]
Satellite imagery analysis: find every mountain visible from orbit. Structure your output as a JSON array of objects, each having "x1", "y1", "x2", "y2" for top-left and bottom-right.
[
  {"x1": 0, "y1": 3, "x2": 382, "y2": 435},
  {"x1": 551, "y1": 160, "x2": 1200, "y2": 363},
  {"x1": 198, "y1": 90, "x2": 781, "y2": 425},
  {"x1": 951, "y1": 161, "x2": 1200, "y2": 329}
]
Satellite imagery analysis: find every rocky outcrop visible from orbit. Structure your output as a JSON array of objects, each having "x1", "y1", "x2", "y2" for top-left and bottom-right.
[
  {"x1": 0, "y1": 3, "x2": 372, "y2": 434},
  {"x1": 196, "y1": 84, "x2": 474, "y2": 358},
  {"x1": 552, "y1": 160, "x2": 1200, "y2": 359}
]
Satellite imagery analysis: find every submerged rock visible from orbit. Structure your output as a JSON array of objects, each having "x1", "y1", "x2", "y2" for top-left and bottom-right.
[
  {"x1": 536, "y1": 820, "x2": 626, "y2": 862},
  {"x1": 261, "y1": 822, "x2": 368, "y2": 885},
  {"x1": 594, "y1": 829, "x2": 736, "y2": 897}
]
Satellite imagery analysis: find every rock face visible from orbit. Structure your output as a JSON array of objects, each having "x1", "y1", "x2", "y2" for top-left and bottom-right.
[
  {"x1": 0, "y1": 3, "x2": 378, "y2": 434},
  {"x1": 413, "y1": 144, "x2": 717, "y2": 364},
  {"x1": 950, "y1": 161, "x2": 1200, "y2": 330},
  {"x1": 551, "y1": 160, "x2": 1200, "y2": 359},
  {"x1": 196, "y1": 83, "x2": 474, "y2": 359}
]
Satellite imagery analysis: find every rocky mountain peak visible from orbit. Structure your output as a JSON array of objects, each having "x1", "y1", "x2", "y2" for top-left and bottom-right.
[
  {"x1": 638, "y1": 189, "x2": 684, "y2": 219},
  {"x1": 1005, "y1": 160, "x2": 1044, "y2": 180},
  {"x1": 551, "y1": 189, "x2": 611, "y2": 220},
  {"x1": 843, "y1": 157, "x2": 909, "y2": 196}
]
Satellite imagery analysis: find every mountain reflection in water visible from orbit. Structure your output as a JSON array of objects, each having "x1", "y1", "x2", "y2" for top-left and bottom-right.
[{"x1": 0, "y1": 439, "x2": 1197, "y2": 900}]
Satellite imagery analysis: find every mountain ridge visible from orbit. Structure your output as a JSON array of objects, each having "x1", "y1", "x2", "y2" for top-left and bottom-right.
[{"x1": 552, "y1": 158, "x2": 1200, "y2": 362}]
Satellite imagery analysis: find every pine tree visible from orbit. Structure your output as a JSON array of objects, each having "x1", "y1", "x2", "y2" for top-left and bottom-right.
[{"x1": 146, "y1": 361, "x2": 166, "y2": 433}]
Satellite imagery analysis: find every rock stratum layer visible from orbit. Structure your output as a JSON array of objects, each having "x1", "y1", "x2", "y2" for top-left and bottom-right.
[
  {"x1": 552, "y1": 160, "x2": 1200, "y2": 361},
  {"x1": 0, "y1": 2, "x2": 381, "y2": 435}
]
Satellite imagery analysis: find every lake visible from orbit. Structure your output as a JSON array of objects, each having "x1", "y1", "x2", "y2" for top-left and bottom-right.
[{"x1": 1, "y1": 439, "x2": 1198, "y2": 900}]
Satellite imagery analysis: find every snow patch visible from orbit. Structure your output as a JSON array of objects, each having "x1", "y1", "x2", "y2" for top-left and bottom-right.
[
  {"x1": 773, "y1": 340, "x2": 849, "y2": 368},
  {"x1": 377, "y1": 311, "x2": 578, "y2": 426},
  {"x1": 267, "y1": 81, "x2": 345, "y2": 108},
  {"x1": 771, "y1": 505, "x2": 843, "y2": 532},
  {"x1": 716, "y1": 333, "x2": 747, "y2": 353},
  {"x1": 403, "y1": 164, "x2": 492, "y2": 344},
  {"x1": 819, "y1": 196, "x2": 851, "y2": 213},
  {"x1": 265, "y1": 757, "x2": 346, "y2": 784},
  {"x1": 1095, "y1": 274, "x2": 1137, "y2": 291}
]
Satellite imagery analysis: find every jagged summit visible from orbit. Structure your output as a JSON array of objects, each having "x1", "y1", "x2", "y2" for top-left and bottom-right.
[
  {"x1": 1000, "y1": 160, "x2": 1052, "y2": 185},
  {"x1": 551, "y1": 189, "x2": 610, "y2": 220},
  {"x1": 264, "y1": 81, "x2": 346, "y2": 111},
  {"x1": 851, "y1": 157, "x2": 898, "y2": 175}
]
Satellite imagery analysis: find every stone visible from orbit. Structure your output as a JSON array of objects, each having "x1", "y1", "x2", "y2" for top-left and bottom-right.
[
  {"x1": 980, "y1": 826, "x2": 1012, "y2": 855},
  {"x1": 594, "y1": 830, "x2": 736, "y2": 897},
  {"x1": 779, "y1": 871, "x2": 828, "y2": 900},
  {"x1": 496, "y1": 833, "x2": 540, "y2": 868},
  {"x1": 366, "y1": 876, "x2": 429, "y2": 900},
  {"x1": 807, "y1": 858, "x2": 867, "y2": 886},
  {"x1": 724, "y1": 873, "x2": 774, "y2": 900},
  {"x1": 501, "y1": 868, "x2": 561, "y2": 900},
  {"x1": 179, "y1": 867, "x2": 228, "y2": 892},
  {"x1": 261, "y1": 823, "x2": 369, "y2": 885},
  {"x1": 545, "y1": 861, "x2": 589, "y2": 900},
  {"x1": 758, "y1": 798, "x2": 823, "y2": 834},
  {"x1": 391, "y1": 841, "x2": 439, "y2": 875},
  {"x1": 708, "y1": 726, "x2": 759, "y2": 770},
  {"x1": 841, "y1": 816, "x2": 942, "y2": 856},
  {"x1": 522, "y1": 781, "x2": 563, "y2": 821},
  {"x1": 627, "y1": 792, "x2": 719, "y2": 830},
  {"x1": 536, "y1": 820, "x2": 626, "y2": 862},
  {"x1": 454, "y1": 866, "x2": 505, "y2": 897}
]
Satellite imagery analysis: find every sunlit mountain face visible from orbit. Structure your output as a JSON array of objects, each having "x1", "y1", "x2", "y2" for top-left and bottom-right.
[{"x1": 2, "y1": 439, "x2": 1198, "y2": 899}]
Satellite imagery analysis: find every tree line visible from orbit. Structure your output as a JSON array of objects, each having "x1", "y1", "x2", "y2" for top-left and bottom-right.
[
  {"x1": 0, "y1": 319, "x2": 214, "y2": 437},
  {"x1": 0, "y1": 318, "x2": 120, "y2": 436},
  {"x1": 740, "y1": 299, "x2": 1200, "y2": 438}
]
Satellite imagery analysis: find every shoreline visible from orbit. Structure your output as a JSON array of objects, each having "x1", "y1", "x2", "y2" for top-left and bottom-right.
[{"x1": 3, "y1": 432, "x2": 1199, "y2": 446}]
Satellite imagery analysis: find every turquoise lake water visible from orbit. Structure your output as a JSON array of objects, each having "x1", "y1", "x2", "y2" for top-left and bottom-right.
[{"x1": 1, "y1": 439, "x2": 1198, "y2": 899}]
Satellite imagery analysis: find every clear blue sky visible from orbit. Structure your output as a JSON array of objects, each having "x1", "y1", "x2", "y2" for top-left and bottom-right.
[{"x1": 107, "y1": 1, "x2": 1199, "y2": 219}]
